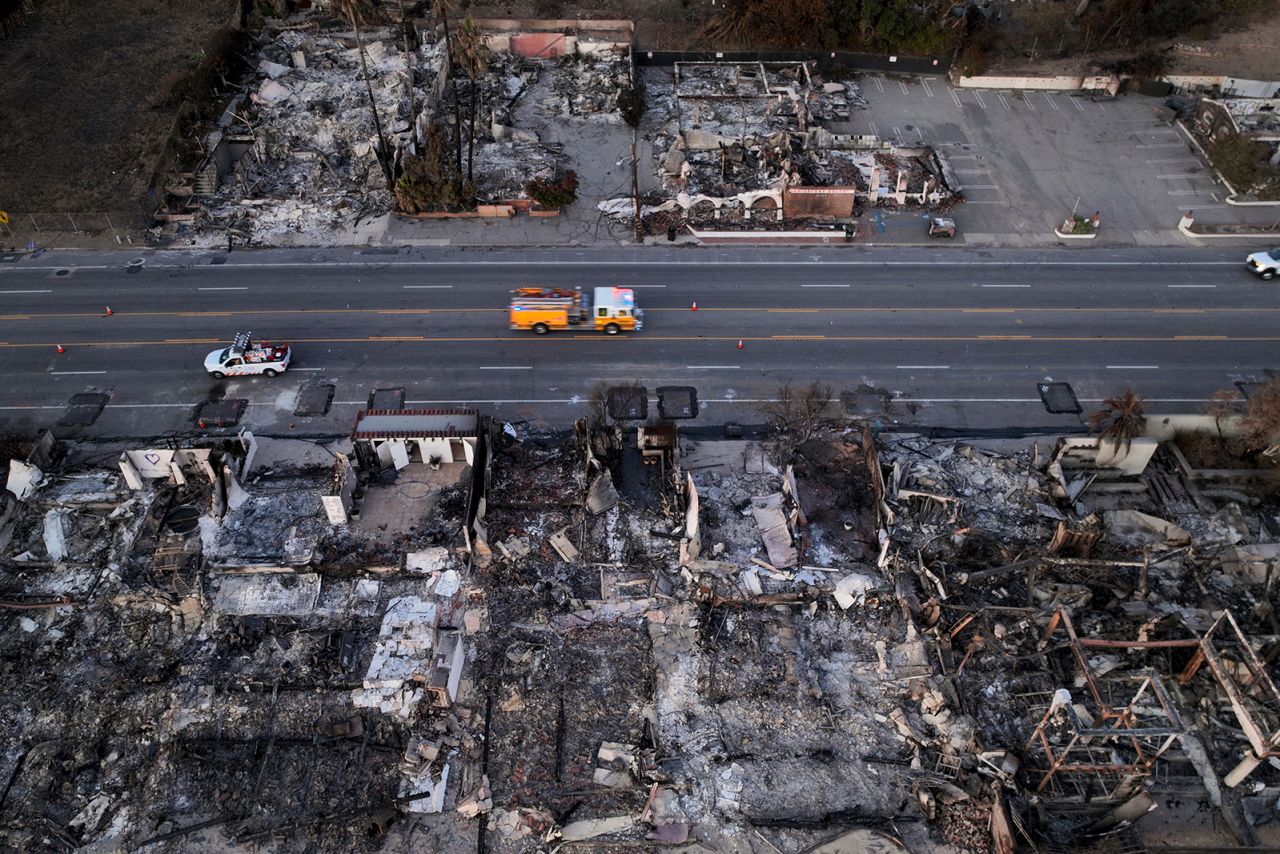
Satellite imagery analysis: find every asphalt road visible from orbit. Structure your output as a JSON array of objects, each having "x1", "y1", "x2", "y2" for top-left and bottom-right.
[{"x1": 0, "y1": 246, "x2": 1273, "y2": 438}]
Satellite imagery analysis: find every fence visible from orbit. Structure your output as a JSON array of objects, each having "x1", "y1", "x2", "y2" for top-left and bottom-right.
[
  {"x1": 2, "y1": 211, "x2": 136, "y2": 248},
  {"x1": 633, "y1": 49, "x2": 949, "y2": 75}
]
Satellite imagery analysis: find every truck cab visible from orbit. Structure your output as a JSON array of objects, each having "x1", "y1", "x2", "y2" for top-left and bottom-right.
[
  {"x1": 591, "y1": 286, "x2": 643, "y2": 334},
  {"x1": 205, "y1": 332, "x2": 291, "y2": 378}
]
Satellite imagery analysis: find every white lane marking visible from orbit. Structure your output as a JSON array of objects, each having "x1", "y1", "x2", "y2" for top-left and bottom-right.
[
  {"x1": 896, "y1": 365, "x2": 950, "y2": 369},
  {"x1": 1106, "y1": 365, "x2": 1160, "y2": 369},
  {"x1": 686, "y1": 365, "x2": 740, "y2": 370},
  {"x1": 51, "y1": 370, "x2": 107, "y2": 375},
  {"x1": 973, "y1": 91, "x2": 987, "y2": 109},
  {"x1": 899, "y1": 79, "x2": 909, "y2": 94},
  {"x1": 997, "y1": 92, "x2": 1010, "y2": 110},
  {"x1": 198, "y1": 286, "x2": 249, "y2": 291},
  {"x1": 478, "y1": 366, "x2": 532, "y2": 370},
  {"x1": 629, "y1": 284, "x2": 666, "y2": 288},
  {"x1": 1168, "y1": 284, "x2": 1216, "y2": 288},
  {"x1": 402, "y1": 285, "x2": 453, "y2": 289},
  {"x1": 982, "y1": 284, "x2": 1031, "y2": 288},
  {"x1": 922, "y1": 78, "x2": 934, "y2": 97},
  {"x1": 1, "y1": 289, "x2": 52, "y2": 294},
  {"x1": 290, "y1": 367, "x2": 326, "y2": 371},
  {"x1": 802, "y1": 284, "x2": 850, "y2": 288},
  {"x1": 950, "y1": 88, "x2": 963, "y2": 110},
  {"x1": 1044, "y1": 92, "x2": 1060, "y2": 111}
]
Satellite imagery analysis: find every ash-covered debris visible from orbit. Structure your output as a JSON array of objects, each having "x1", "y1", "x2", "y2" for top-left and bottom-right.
[
  {"x1": 4, "y1": 404, "x2": 1280, "y2": 851},
  {"x1": 188, "y1": 26, "x2": 447, "y2": 246}
]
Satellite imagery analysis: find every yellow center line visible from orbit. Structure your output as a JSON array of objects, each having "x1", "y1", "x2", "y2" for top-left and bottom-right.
[
  {"x1": 0, "y1": 305, "x2": 1277, "y2": 322},
  {"x1": 2, "y1": 333, "x2": 1275, "y2": 350}
]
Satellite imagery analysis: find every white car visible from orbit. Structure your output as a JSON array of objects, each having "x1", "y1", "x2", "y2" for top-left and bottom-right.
[{"x1": 1247, "y1": 249, "x2": 1279, "y2": 280}]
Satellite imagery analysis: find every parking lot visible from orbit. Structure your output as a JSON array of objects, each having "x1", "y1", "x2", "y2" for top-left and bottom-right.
[{"x1": 856, "y1": 74, "x2": 1258, "y2": 246}]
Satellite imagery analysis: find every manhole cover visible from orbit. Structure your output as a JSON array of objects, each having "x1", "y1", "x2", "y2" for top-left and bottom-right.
[
  {"x1": 54, "y1": 268, "x2": 71, "y2": 277},
  {"x1": 195, "y1": 398, "x2": 247, "y2": 428},
  {"x1": 368, "y1": 387, "x2": 405, "y2": 410},
  {"x1": 162, "y1": 505, "x2": 202, "y2": 536},
  {"x1": 1038, "y1": 382, "x2": 1082, "y2": 414},
  {"x1": 657, "y1": 386, "x2": 699, "y2": 419},
  {"x1": 606, "y1": 386, "x2": 648, "y2": 420},
  {"x1": 296, "y1": 382, "x2": 335, "y2": 416}
]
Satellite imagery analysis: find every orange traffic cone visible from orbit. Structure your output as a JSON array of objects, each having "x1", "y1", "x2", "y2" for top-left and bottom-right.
[
  {"x1": 737, "y1": 338, "x2": 744, "y2": 350},
  {"x1": 104, "y1": 306, "x2": 113, "y2": 316},
  {"x1": 56, "y1": 343, "x2": 65, "y2": 354},
  {"x1": 691, "y1": 301, "x2": 698, "y2": 311}
]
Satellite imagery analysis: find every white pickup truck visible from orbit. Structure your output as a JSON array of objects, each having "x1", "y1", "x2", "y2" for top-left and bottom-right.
[
  {"x1": 1246, "y1": 249, "x2": 1279, "y2": 280},
  {"x1": 205, "y1": 332, "x2": 291, "y2": 378}
]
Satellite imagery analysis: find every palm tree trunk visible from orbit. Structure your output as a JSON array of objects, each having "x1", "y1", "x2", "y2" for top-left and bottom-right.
[
  {"x1": 467, "y1": 75, "x2": 476, "y2": 184},
  {"x1": 397, "y1": 0, "x2": 417, "y2": 149},
  {"x1": 352, "y1": 15, "x2": 394, "y2": 189}
]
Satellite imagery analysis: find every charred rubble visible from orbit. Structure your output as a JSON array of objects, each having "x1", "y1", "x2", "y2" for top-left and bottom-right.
[{"x1": 2, "y1": 407, "x2": 1280, "y2": 851}]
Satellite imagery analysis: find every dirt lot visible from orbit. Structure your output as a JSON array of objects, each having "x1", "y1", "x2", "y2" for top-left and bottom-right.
[{"x1": 0, "y1": 0, "x2": 238, "y2": 243}]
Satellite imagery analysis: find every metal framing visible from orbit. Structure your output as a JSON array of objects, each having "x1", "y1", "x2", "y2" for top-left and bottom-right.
[{"x1": 1024, "y1": 609, "x2": 1186, "y2": 801}]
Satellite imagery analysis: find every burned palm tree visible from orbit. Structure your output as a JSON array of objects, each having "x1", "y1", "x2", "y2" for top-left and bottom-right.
[
  {"x1": 432, "y1": 0, "x2": 463, "y2": 180},
  {"x1": 337, "y1": 0, "x2": 395, "y2": 189},
  {"x1": 1088, "y1": 388, "x2": 1147, "y2": 453},
  {"x1": 454, "y1": 17, "x2": 487, "y2": 187}
]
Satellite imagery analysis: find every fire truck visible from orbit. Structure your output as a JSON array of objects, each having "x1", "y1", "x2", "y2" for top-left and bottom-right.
[
  {"x1": 508, "y1": 286, "x2": 643, "y2": 335},
  {"x1": 204, "y1": 332, "x2": 292, "y2": 378}
]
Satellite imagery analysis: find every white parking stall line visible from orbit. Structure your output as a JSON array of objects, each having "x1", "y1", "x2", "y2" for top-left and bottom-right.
[
  {"x1": 915, "y1": 127, "x2": 924, "y2": 141},
  {"x1": 1156, "y1": 173, "x2": 1199, "y2": 179},
  {"x1": 899, "y1": 79, "x2": 909, "y2": 94},
  {"x1": 964, "y1": 201, "x2": 1005, "y2": 205},
  {"x1": 1167, "y1": 190, "x2": 1216, "y2": 196},
  {"x1": 893, "y1": 126, "x2": 902, "y2": 141},
  {"x1": 954, "y1": 169, "x2": 990, "y2": 174},
  {"x1": 1044, "y1": 92, "x2": 1060, "y2": 111},
  {"x1": 950, "y1": 88, "x2": 963, "y2": 110},
  {"x1": 873, "y1": 75, "x2": 884, "y2": 93},
  {"x1": 921, "y1": 77, "x2": 934, "y2": 97},
  {"x1": 973, "y1": 91, "x2": 987, "y2": 109},
  {"x1": 869, "y1": 122, "x2": 878, "y2": 136},
  {"x1": 1136, "y1": 143, "x2": 1184, "y2": 149},
  {"x1": 1070, "y1": 97, "x2": 1084, "y2": 111},
  {"x1": 997, "y1": 92, "x2": 1010, "y2": 110},
  {"x1": 1021, "y1": 92, "x2": 1036, "y2": 111},
  {"x1": 1146, "y1": 158, "x2": 1200, "y2": 164},
  {"x1": 962, "y1": 185, "x2": 1000, "y2": 190}
]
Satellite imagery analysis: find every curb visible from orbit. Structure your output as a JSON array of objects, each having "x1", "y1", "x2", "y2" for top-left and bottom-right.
[
  {"x1": 1179, "y1": 223, "x2": 1280, "y2": 240},
  {"x1": 1053, "y1": 228, "x2": 1097, "y2": 239},
  {"x1": 1173, "y1": 119, "x2": 1280, "y2": 208}
]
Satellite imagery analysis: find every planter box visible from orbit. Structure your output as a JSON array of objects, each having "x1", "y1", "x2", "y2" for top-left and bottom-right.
[{"x1": 1054, "y1": 226, "x2": 1096, "y2": 239}]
